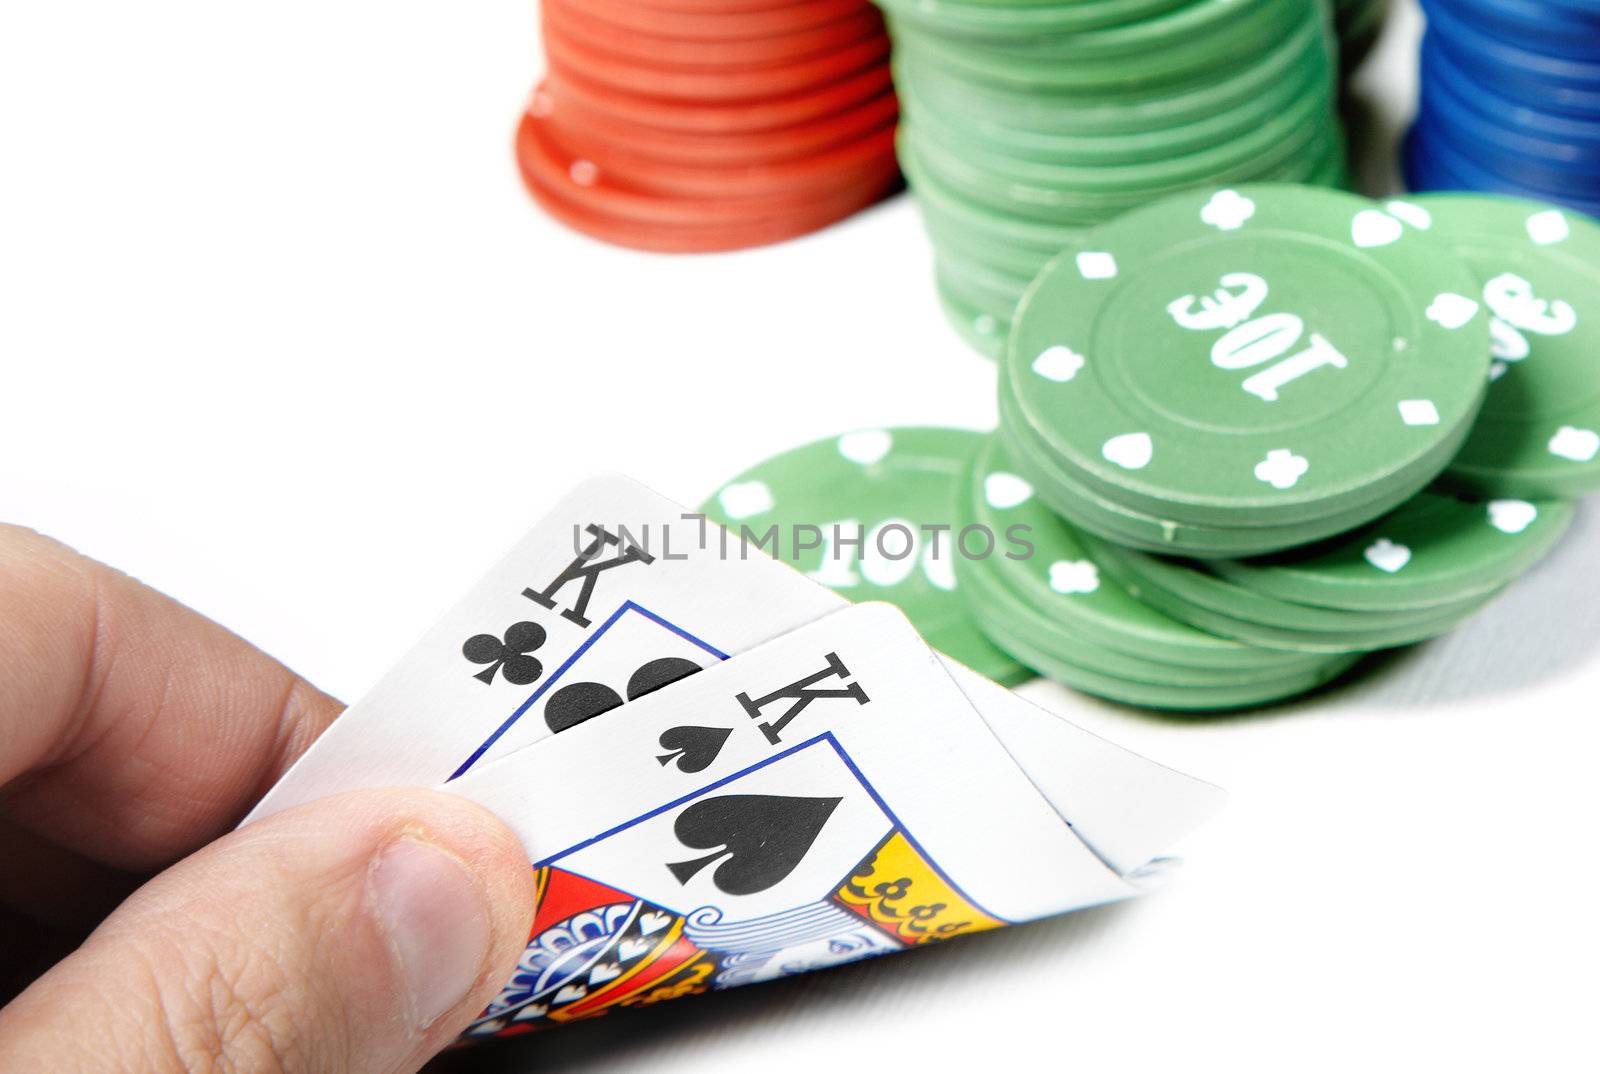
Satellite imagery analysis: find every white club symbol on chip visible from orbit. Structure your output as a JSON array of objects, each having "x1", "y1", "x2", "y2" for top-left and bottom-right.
[
  {"x1": 1364, "y1": 538, "x2": 1412, "y2": 574},
  {"x1": 1526, "y1": 210, "x2": 1570, "y2": 246},
  {"x1": 1254, "y1": 448, "x2": 1308, "y2": 490},
  {"x1": 837, "y1": 429, "x2": 892, "y2": 466},
  {"x1": 1076, "y1": 251, "x2": 1118, "y2": 279},
  {"x1": 1488, "y1": 500, "x2": 1538, "y2": 534},
  {"x1": 1549, "y1": 425, "x2": 1600, "y2": 462},
  {"x1": 716, "y1": 480, "x2": 774, "y2": 520},
  {"x1": 985, "y1": 471, "x2": 1034, "y2": 510},
  {"x1": 1049, "y1": 560, "x2": 1100, "y2": 595},
  {"x1": 1033, "y1": 344, "x2": 1086, "y2": 382},
  {"x1": 1398, "y1": 399, "x2": 1441, "y2": 426},
  {"x1": 1200, "y1": 189, "x2": 1255, "y2": 231},
  {"x1": 1102, "y1": 432, "x2": 1153, "y2": 470}
]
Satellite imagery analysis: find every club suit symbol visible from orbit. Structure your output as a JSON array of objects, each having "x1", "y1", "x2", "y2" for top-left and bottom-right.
[{"x1": 462, "y1": 621, "x2": 547, "y2": 685}]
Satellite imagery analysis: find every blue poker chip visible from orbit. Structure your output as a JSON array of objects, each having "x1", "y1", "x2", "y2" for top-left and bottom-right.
[
  {"x1": 1425, "y1": 33, "x2": 1600, "y2": 121},
  {"x1": 1421, "y1": 58, "x2": 1600, "y2": 176},
  {"x1": 1443, "y1": 0, "x2": 1600, "y2": 60},
  {"x1": 1423, "y1": 0, "x2": 1600, "y2": 90},
  {"x1": 1408, "y1": 0, "x2": 1600, "y2": 215},
  {"x1": 1406, "y1": 111, "x2": 1600, "y2": 217}
]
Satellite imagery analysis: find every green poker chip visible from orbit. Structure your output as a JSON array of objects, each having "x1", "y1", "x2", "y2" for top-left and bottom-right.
[
  {"x1": 964, "y1": 569, "x2": 1364, "y2": 711},
  {"x1": 997, "y1": 366, "x2": 1472, "y2": 557},
  {"x1": 958, "y1": 434, "x2": 1334, "y2": 674},
  {"x1": 1083, "y1": 533, "x2": 1500, "y2": 654},
  {"x1": 889, "y1": 0, "x2": 1346, "y2": 356},
  {"x1": 700, "y1": 427, "x2": 1030, "y2": 686},
  {"x1": 1006, "y1": 184, "x2": 1491, "y2": 536},
  {"x1": 1209, "y1": 491, "x2": 1576, "y2": 611},
  {"x1": 1404, "y1": 195, "x2": 1600, "y2": 499}
]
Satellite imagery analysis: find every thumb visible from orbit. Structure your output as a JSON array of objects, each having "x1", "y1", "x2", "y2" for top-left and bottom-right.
[{"x1": 0, "y1": 788, "x2": 535, "y2": 1074}]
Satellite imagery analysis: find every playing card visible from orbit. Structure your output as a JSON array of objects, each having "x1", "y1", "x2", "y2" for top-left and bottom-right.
[
  {"x1": 443, "y1": 603, "x2": 1144, "y2": 1036},
  {"x1": 244, "y1": 475, "x2": 1221, "y2": 873}
]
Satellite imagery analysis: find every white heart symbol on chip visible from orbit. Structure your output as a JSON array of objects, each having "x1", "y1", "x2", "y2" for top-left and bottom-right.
[
  {"x1": 985, "y1": 471, "x2": 1034, "y2": 509},
  {"x1": 1426, "y1": 293, "x2": 1480, "y2": 330},
  {"x1": 1549, "y1": 425, "x2": 1600, "y2": 462},
  {"x1": 1364, "y1": 538, "x2": 1412, "y2": 574},
  {"x1": 1487, "y1": 500, "x2": 1538, "y2": 534},
  {"x1": 1033, "y1": 344, "x2": 1086, "y2": 382},
  {"x1": 1049, "y1": 560, "x2": 1100, "y2": 595},
  {"x1": 1352, "y1": 208, "x2": 1404, "y2": 247},
  {"x1": 716, "y1": 480, "x2": 774, "y2": 520},
  {"x1": 1102, "y1": 432, "x2": 1153, "y2": 470},
  {"x1": 837, "y1": 429, "x2": 892, "y2": 465}
]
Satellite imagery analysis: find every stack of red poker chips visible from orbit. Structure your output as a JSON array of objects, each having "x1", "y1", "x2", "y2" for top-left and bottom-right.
[{"x1": 518, "y1": 0, "x2": 902, "y2": 253}]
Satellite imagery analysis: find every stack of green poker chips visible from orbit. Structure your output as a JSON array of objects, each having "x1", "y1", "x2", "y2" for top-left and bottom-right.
[
  {"x1": 1001, "y1": 184, "x2": 1493, "y2": 558},
  {"x1": 876, "y1": 0, "x2": 1347, "y2": 356},
  {"x1": 700, "y1": 426, "x2": 1032, "y2": 687},
  {"x1": 1409, "y1": 195, "x2": 1600, "y2": 501},
  {"x1": 958, "y1": 435, "x2": 1362, "y2": 710},
  {"x1": 1080, "y1": 491, "x2": 1574, "y2": 653}
]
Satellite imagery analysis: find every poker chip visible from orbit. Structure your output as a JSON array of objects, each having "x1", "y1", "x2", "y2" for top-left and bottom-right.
[
  {"x1": 1001, "y1": 184, "x2": 1490, "y2": 553},
  {"x1": 1400, "y1": 195, "x2": 1600, "y2": 499},
  {"x1": 1210, "y1": 492, "x2": 1576, "y2": 612},
  {"x1": 519, "y1": 0, "x2": 900, "y2": 251},
  {"x1": 955, "y1": 435, "x2": 1362, "y2": 710},
  {"x1": 1406, "y1": 0, "x2": 1600, "y2": 214},
  {"x1": 699, "y1": 427, "x2": 1031, "y2": 686},
  {"x1": 884, "y1": 0, "x2": 1347, "y2": 351}
]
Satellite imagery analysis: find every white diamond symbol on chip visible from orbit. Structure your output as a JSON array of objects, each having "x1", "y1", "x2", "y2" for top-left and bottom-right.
[
  {"x1": 1076, "y1": 251, "x2": 1118, "y2": 279},
  {"x1": 717, "y1": 480, "x2": 774, "y2": 520},
  {"x1": 1033, "y1": 344, "x2": 1085, "y2": 382},
  {"x1": 1200, "y1": 189, "x2": 1255, "y2": 230},
  {"x1": 569, "y1": 159, "x2": 599, "y2": 186},
  {"x1": 1254, "y1": 449, "x2": 1308, "y2": 489},
  {"x1": 1398, "y1": 399, "x2": 1441, "y2": 426},
  {"x1": 1527, "y1": 210, "x2": 1570, "y2": 246}
]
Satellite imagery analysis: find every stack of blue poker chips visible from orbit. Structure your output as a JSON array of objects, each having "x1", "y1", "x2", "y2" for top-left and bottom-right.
[{"x1": 1406, "y1": 0, "x2": 1600, "y2": 216}]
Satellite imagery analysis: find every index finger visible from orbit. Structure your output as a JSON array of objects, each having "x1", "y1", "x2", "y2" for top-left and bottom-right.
[{"x1": 0, "y1": 524, "x2": 343, "y2": 870}]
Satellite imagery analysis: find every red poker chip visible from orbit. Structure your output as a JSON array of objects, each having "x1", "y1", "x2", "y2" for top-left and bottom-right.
[
  {"x1": 543, "y1": 20, "x2": 890, "y2": 102},
  {"x1": 543, "y1": 64, "x2": 893, "y2": 134},
  {"x1": 541, "y1": 0, "x2": 884, "y2": 69},
  {"x1": 551, "y1": 0, "x2": 870, "y2": 42},
  {"x1": 529, "y1": 82, "x2": 898, "y2": 168},
  {"x1": 545, "y1": 110, "x2": 898, "y2": 200},
  {"x1": 517, "y1": 109, "x2": 899, "y2": 228},
  {"x1": 519, "y1": 152, "x2": 901, "y2": 253}
]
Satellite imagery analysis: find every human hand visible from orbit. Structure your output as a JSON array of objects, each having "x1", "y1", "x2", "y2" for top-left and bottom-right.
[{"x1": 0, "y1": 526, "x2": 535, "y2": 1072}]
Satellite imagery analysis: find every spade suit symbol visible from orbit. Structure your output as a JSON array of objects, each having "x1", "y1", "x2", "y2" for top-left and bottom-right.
[
  {"x1": 656, "y1": 725, "x2": 733, "y2": 773},
  {"x1": 667, "y1": 794, "x2": 841, "y2": 897}
]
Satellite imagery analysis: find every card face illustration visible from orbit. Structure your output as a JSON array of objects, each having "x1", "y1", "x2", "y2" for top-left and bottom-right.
[
  {"x1": 445, "y1": 604, "x2": 1142, "y2": 1038},
  {"x1": 462, "y1": 736, "x2": 1017, "y2": 1037}
]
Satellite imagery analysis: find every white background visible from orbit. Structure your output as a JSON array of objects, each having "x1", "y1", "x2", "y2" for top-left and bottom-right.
[{"x1": 3, "y1": 2, "x2": 1597, "y2": 1071}]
